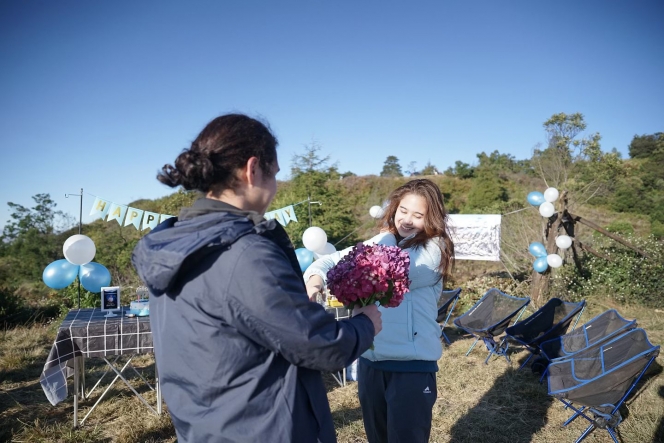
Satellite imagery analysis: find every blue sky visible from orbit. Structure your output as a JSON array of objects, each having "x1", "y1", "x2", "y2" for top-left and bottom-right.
[{"x1": 1, "y1": 0, "x2": 662, "y2": 230}]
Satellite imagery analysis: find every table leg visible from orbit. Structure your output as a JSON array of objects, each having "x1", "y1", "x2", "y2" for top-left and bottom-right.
[
  {"x1": 80, "y1": 357, "x2": 86, "y2": 399},
  {"x1": 155, "y1": 363, "x2": 162, "y2": 414},
  {"x1": 73, "y1": 356, "x2": 79, "y2": 428}
]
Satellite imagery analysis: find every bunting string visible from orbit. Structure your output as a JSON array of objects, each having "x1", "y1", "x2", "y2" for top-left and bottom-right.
[{"x1": 87, "y1": 194, "x2": 300, "y2": 231}]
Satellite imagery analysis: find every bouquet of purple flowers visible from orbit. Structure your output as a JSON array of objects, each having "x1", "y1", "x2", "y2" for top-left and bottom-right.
[{"x1": 326, "y1": 243, "x2": 410, "y2": 310}]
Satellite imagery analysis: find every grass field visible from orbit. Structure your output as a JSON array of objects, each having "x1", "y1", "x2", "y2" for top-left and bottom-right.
[{"x1": 1, "y1": 299, "x2": 662, "y2": 443}]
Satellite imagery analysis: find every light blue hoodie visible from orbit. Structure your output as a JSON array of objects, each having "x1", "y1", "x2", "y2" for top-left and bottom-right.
[{"x1": 304, "y1": 232, "x2": 444, "y2": 366}]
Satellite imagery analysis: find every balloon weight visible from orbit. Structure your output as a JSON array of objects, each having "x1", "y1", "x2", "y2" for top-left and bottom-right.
[{"x1": 63, "y1": 234, "x2": 96, "y2": 265}]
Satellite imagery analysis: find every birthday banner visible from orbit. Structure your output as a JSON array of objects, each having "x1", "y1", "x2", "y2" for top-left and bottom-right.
[
  {"x1": 448, "y1": 214, "x2": 502, "y2": 261},
  {"x1": 264, "y1": 205, "x2": 298, "y2": 227},
  {"x1": 89, "y1": 197, "x2": 299, "y2": 231}
]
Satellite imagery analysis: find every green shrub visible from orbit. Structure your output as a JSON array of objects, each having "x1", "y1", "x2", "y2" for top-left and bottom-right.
[
  {"x1": 550, "y1": 236, "x2": 664, "y2": 307},
  {"x1": 605, "y1": 220, "x2": 634, "y2": 235}
]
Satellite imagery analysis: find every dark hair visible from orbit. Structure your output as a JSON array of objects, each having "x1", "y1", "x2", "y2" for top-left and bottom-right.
[
  {"x1": 380, "y1": 179, "x2": 455, "y2": 279},
  {"x1": 157, "y1": 114, "x2": 278, "y2": 192}
]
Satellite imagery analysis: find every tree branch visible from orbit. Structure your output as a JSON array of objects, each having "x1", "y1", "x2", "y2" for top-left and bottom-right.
[{"x1": 566, "y1": 211, "x2": 650, "y2": 258}]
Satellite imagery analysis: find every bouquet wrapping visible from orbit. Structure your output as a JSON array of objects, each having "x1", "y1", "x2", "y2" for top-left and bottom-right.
[{"x1": 326, "y1": 243, "x2": 410, "y2": 310}]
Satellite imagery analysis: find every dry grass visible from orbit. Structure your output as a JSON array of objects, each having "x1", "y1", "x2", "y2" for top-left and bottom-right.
[{"x1": 2, "y1": 300, "x2": 663, "y2": 443}]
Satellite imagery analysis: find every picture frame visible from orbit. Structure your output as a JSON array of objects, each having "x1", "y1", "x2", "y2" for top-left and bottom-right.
[{"x1": 101, "y1": 286, "x2": 121, "y2": 317}]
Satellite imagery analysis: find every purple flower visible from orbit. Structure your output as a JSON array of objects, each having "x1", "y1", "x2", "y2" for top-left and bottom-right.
[{"x1": 327, "y1": 243, "x2": 410, "y2": 310}]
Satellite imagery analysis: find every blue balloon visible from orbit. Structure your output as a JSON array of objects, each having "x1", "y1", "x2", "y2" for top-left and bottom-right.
[
  {"x1": 527, "y1": 191, "x2": 546, "y2": 206},
  {"x1": 43, "y1": 259, "x2": 79, "y2": 290},
  {"x1": 295, "y1": 247, "x2": 314, "y2": 273},
  {"x1": 533, "y1": 256, "x2": 549, "y2": 273},
  {"x1": 79, "y1": 262, "x2": 112, "y2": 293},
  {"x1": 528, "y1": 242, "x2": 547, "y2": 258}
]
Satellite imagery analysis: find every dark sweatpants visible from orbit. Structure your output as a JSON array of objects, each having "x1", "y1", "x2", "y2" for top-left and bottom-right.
[{"x1": 358, "y1": 360, "x2": 437, "y2": 443}]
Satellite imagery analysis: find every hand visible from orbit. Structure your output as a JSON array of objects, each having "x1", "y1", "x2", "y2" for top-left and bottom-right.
[
  {"x1": 306, "y1": 275, "x2": 325, "y2": 302},
  {"x1": 353, "y1": 304, "x2": 382, "y2": 336}
]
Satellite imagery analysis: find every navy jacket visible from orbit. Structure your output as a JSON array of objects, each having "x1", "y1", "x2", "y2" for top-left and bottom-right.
[{"x1": 132, "y1": 198, "x2": 374, "y2": 443}]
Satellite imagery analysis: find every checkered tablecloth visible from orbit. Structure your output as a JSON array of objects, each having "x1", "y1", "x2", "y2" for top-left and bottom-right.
[
  {"x1": 40, "y1": 307, "x2": 153, "y2": 406},
  {"x1": 325, "y1": 306, "x2": 350, "y2": 320}
]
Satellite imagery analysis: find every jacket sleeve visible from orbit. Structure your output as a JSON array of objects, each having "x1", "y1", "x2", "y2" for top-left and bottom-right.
[
  {"x1": 221, "y1": 235, "x2": 375, "y2": 372},
  {"x1": 302, "y1": 232, "x2": 397, "y2": 287}
]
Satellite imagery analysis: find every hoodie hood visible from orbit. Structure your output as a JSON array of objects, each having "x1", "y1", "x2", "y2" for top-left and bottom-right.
[{"x1": 132, "y1": 208, "x2": 273, "y2": 295}]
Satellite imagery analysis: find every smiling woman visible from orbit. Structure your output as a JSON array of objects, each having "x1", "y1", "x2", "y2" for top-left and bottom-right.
[{"x1": 303, "y1": 178, "x2": 456, "y2": 443}]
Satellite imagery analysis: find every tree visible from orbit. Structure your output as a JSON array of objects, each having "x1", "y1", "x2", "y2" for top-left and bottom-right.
[
  {"x1": 531, "y1": 113, "x2": 622, "y2": 208},
  {"x1": 380, "y1": 156, "x2": 403, "y2": 177},
  {"x1": 464, "y1": 169, "x2": 508, "y2": 212},
  {"x1": 444, "y1": 161, "x2": 475, "y2": 179},
  {"x1": 628, "y1": 132, "x2": 664, "y2": 159},
  {"x1": 0, "y1": 194, "x2": 72, "y2": 284},
  {"x1": 291, "y1": 140, "x2": 333, "y2": 177},
  {"x1": 405, "y1": 161, "x2": 418, "y2": 176},
  {"x1": 420, "y1": 161, "x2": 439, "y2": 176}
]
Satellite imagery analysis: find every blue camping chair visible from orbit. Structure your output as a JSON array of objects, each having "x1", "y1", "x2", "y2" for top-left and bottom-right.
[
  {"x1": 504, "y1": 298, "x2": 586, "y2": 370},
  {"x1": 535, "y1": 309, "x2": 638, "y2": 382},
  {"x1": 547, "y1": 328, "x2": 659, "y2": 443},
  {"x1": 437, "y1": 287, "x2": 462, "y2": 345},
  {"x1": 453, "y1": 288, "x2": 530, "y2": 364}
]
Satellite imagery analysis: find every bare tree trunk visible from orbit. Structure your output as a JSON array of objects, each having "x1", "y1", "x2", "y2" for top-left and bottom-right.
[{"x1": 530, "y1": 215, "x2": 562, "y2": 307}]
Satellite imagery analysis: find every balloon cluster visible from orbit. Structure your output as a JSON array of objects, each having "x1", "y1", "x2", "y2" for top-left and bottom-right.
[
  {"x1": 295, "y1": 227, "x2": 337, "y2": 272},
  {"x1": 527, "y1": 187, "x2": 559, "y2": 218},
  {"x1": 528, "y1": 235, "x2": 573, "y2": 273},
  {"x1": 294, "y1": 204, "x2": 387, "y2": 272},
  {"x1": 42, "y1": 234, "x2": 111, "y2": 293}
]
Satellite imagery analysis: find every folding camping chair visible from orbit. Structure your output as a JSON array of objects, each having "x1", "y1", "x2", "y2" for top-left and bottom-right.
[
  {"x1": 504, "y1": 298, "x2": 586, "y2": 370},
  {"x1": 547, "y1": 328, "x2": 659, "y2": 443},
  {"x1": 536, "y1": 309, "x2": 637, "y2": 381},
  {"x1": 453, "y1": 288, "x2": 530, "y2": 364},
  {"x1": 437, "y1": 287, "x2": 462, "y2": 345}
]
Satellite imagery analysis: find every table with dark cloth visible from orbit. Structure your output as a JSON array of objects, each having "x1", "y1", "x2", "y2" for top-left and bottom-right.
[{"x1": 39, "y1": 307, "x2": 159, "y2": 426}]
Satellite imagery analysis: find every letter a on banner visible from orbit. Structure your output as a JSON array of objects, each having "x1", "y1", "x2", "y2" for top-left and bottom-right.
[
  {"x1": 107, "y1": 203, "x2": 128, "y2": 226},
  {"x1": 124, "y1": 207, "x2": 144, "y2": 230},
  {"x1": 142, "y1": 211, "x2": 160, "y2": 231},
  {"x1": 89, "y1": 197, "x2": 111, "y2": 220}
]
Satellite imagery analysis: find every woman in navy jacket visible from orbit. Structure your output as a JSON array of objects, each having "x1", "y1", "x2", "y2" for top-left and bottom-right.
[{"x1": 132, "y1": 114, "x2": 381, "y2": 443}]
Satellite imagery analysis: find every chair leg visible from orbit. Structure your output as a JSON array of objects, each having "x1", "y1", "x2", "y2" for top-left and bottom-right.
[
  {"x1": 441, "y1": 327, "x2": 451, "y2": 345},
  {"x1": 571, "y1": 306, "x2": 585, "y2": 331},
  {"x1": 575, "y1": 424, "x2": 596, "y2": 443},
  {"x1": 518, "y1": 352, "x2": 534, "y2": 370},
  {"x1": 466, "y1": 337, "x2": 480, "y2": 356}
]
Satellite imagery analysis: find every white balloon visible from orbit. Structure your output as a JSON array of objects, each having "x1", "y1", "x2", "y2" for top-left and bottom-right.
[
  {"x1": 369, "y1": 205, "x2": 384, "y2": 219},
  {"x1": 314, "y1": 242, "x2": 337, "y2": 256},
  {"x1": 302, "y1": 227, "x2": 327, "y2": 252},
  {"x1": 555, "y1": 235, "x2": 573, "y2": 250},
  {"x1": 544, "y1": 187, "x2": 560, "y2": 203},
  {"x1": 547, "y1": 253, "x2": 563, "y2": 268},
  {"x1": 63, "y1": 234, "x2": 96, "y2": 265},
  {"x1": 539, "y1": 202, "x2": 555, "y2": 217}
]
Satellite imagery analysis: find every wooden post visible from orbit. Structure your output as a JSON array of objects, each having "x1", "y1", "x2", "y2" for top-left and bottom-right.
[{"x1": 530, "y1": 213, "x2": 562, "y2": 307}]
